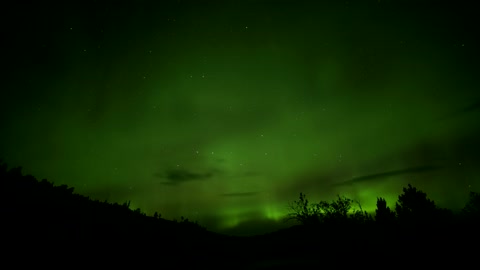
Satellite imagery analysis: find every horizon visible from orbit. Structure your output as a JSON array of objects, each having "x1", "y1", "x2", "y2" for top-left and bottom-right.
[{"x1": 1, "y1": 162, "x2": 476, "y2": 237}]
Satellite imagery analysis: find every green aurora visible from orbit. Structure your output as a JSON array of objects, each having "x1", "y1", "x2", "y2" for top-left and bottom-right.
[{"x1": 1, "y1": 0, "x2": 479, "y2": 235}]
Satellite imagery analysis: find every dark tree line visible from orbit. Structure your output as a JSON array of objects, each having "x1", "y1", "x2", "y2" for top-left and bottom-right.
[
  {"x1": 288, "y1": 184, "x2": 479, "y2": 227},
  {"x1": 286, "y1": 183, "x2": 480, "y2": 257},
  {"x1": 1, "y1": 159, "x2": 479, "y2": 267}
]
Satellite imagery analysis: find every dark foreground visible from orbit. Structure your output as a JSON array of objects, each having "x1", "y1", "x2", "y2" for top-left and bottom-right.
[
  {"x1": 1, "y1": 164, "x2": 479, "y2": 268},
  {"x1": 3, "y1": 221, "x2": 479, "y2": 269}
]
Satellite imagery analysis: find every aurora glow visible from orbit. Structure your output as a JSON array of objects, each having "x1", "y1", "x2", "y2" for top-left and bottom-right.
[{"x1": 1, "y1": 0, "x2": 479, "y2": 235}]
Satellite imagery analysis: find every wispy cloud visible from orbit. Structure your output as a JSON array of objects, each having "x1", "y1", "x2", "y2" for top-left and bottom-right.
[
  {"x1": 154, "y1": 168, "x2": 217, "y2": 186},
  {"x1": 458, "y1": 101, "x2": 480, "y2": 114},
  {"x1": 220, "y1": 191, "x2": 260, "y2": 197},
  {"x1": 439, "y1": 100, "x2": 480, "y2": 121},
  {"x1": 333, "y1": 165, "x2": 443, "y2": 187}
]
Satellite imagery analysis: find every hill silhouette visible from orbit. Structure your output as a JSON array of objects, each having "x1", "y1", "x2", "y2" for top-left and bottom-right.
[
  {"x1": 1, "y1": 160, "x2": 479, "y2": 268},
  {"x1": 0, "y1": 161, "x2": 235, "y2": 267}
]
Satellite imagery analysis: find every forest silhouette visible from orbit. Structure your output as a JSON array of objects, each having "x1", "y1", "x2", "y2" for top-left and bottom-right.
[{"x1": 1, "y1": 160, "x2": 479, "y2": 268}]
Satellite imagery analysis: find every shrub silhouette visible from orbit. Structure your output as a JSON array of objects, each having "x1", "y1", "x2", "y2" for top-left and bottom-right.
[
  {"x1": 287, "y1": 192, "x2": 322, "y2": 225},
  {"x1": 319, "y1": 195, "x2": 352, "y2": 222},
  {"x1": 350, "y1": 202, "x2": 373, "y2": 226},
  {"x1": 287, "y1": 193, "x2": 371, "y2": 227}
]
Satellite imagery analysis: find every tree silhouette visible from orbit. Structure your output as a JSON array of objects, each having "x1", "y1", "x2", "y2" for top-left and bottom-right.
[
  {"x1": 0, "y1": 160, "x2": 209, "y2": 258},
  {"x1": 462, "y1": 192, "x2": 480, "y2": 216},
  {"x1": 375, "y1": 197, "x2": 396, "y2": 225},
  {"x1": 395, "y1": 184, "x2": 438, "y2": 227},
  {"x1": 349, "y1": 201, "x2": 373, "y2": 226},
  {"x1": 462, "y1": 191, "x2": 480, "y2": 225},
  {"x1": 318, "y1": 195, "x2": 353, "y2": 224},
  {"x1": 287, "y1": 192, "x2": 321, "y2": 225},
  {"x1": 3, "y1": 157, "x2": 480, "y2": 267},
  {"x1": 287, "y1": 193, "x2": 372, "y2": 227}
]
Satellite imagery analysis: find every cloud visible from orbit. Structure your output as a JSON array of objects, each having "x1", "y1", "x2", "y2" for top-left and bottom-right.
[
  {"x1": 154, "y1": 168, "x2": 216, "y2": 186},
  {"x1": 332, "y1": 165, "x2": 443, "y2": 187},
  {"x1": 439, "y1": 100, "x2": 480, "y2": 121},
  {"x1": 458, "y1": 101, "x2": 480, "y2": 114},
  {"x1": 220, "y1": 192, "x2": 260, "y2": 197}
]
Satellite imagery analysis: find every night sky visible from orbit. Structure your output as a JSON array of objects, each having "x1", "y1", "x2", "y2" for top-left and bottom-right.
[{"x1": 2, "y1": 0, "x2": 479, "y2": 235}]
